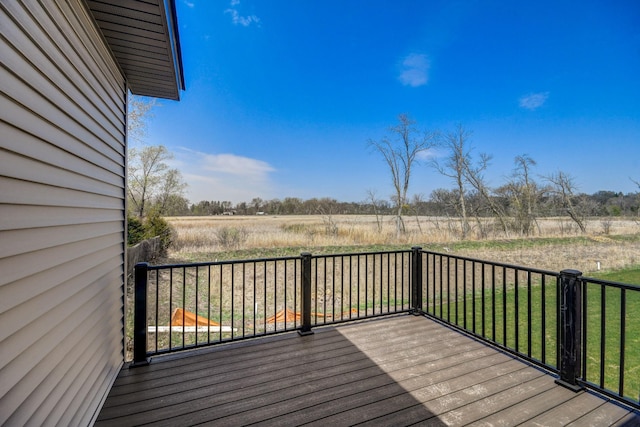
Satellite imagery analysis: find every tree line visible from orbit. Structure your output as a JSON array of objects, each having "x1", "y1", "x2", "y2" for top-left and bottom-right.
[
  {"x1": 165, "y1": 190, "x2": 639, "y2": 219},
  {"x1": 126, "y1": 101, "x2": 639, "y2": 239}
]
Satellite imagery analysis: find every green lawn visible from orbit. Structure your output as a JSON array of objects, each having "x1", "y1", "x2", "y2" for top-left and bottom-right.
[
  {"x1": 589, "y1": 267, "x2": 640, "y2": 286},
  {"x1": 426, "y1": 267, "x2": 640, "y2": 402},
  {"x1": 583, "y1": 267, "x2": 640, "y2": 399}
]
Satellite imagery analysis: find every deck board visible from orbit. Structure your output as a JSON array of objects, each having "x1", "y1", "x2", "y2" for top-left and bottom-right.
[{"x1": 96, "y1": 314, "x2": 639, "y2": 426}]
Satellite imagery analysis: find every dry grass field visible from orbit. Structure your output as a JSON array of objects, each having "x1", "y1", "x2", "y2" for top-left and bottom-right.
[{"x1": 166, "y1": 215, "x2": 640, "y2": 275}]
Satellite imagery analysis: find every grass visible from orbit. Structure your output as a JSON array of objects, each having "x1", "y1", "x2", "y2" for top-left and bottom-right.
[
  {"x1": 426, "y1": 266, "x2": 640, "y2": 402},
  {"x1": 589, "y1": 267, "x2": 640, "y2": 285},
  {"x1": 583, "y1": 267, "x2": 640, "y2": 399}
]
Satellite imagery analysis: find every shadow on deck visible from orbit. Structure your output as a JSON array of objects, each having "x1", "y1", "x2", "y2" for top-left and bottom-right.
[{"x1": 97, "y1": 315, "x2": 640, "y2": 426}]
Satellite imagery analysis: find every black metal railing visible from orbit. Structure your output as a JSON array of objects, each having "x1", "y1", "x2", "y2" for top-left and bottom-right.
[
  {"x1": 133, "y1": 255, "x2": 302, "y2": 362},
  {"x1": 417, "y1": 250, "x2": 640, "y2": 411},
  {"x1": 131, "y1": 247, "x2": 639, "y2": 410},
  {"x1": 418, "y1": 251, "x2": 561, "y2": 371},
  {"x1": 580, "y1": 275, "x2": 640, "y2": 409},
  {"x1": 132, "y1": 249, "x2": 413, "y2": 362},
  {"x1": 308, "y1": 250, "x2": 412, "y2": 326}
]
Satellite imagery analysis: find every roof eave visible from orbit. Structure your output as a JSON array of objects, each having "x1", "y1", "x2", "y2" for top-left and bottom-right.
[{"x1": 86, "y1": 0, "x2": 184, "y2": 100}]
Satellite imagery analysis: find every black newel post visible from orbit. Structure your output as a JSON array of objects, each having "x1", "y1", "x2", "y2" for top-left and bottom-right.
[
  {"x1": 556, "y1": 269, "x2": 583, "y2": 391},
  {"x1": 411, "y1": 246, "x2": 423, "y2": 314},
  {"x1": 131, "y1": 262, "x2": 150, "y2": 367},
  {"x1": 299, "y1": 252, "x2": 314, "y2": 336}
]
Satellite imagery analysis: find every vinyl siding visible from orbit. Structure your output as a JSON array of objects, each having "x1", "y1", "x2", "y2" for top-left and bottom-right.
[{"x1": 1, "y1": 0, "x2": 127, "y2": 425}]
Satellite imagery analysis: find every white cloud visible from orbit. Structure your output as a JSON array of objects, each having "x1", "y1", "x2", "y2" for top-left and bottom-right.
[
  {"x1": 416, "y1": 148, "x2": 437, "y2": 161},
  {"x1": 173, "y1": 148, "x2": 276, "y2": 203},
  {"x1": 398, "y1": 53, "x2": 430, "y2": 87},
  {"x1": 183, "y1": 0, "x2": 194, "y2": 8},
  {"x1": 201, "y1": 153, "x2": 274, "y2": 176},
  {"x1": 225, "y1": 1, "x2": 260, "y2": 27},
  {"x1": 519, "y1": 92, "x2": 549, "y2": 110}
]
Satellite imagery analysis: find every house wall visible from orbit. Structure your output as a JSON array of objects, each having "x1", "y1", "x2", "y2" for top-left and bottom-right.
[{"x1": 1, "y1": 0, "x2": 127, "y2": 424}]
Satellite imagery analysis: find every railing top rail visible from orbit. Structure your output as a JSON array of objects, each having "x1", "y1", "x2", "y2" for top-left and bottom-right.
[
  {"x1": 137, "y1": 249, "x2": 564, "y2": 276},
  {"x1": 136, "y1": 249, "x2": 417, "y2": 271},
  {"x1": 310, "y1": 249, "x2": 412, "y2": 259},
  {"x1": 420, "y1": 249, "x2": 560, "y2": 277},
  {"x1": 139, "y1": 255, "x2": 301, "y2": 270},
  {"x1": 581, "y1": 276, "x2": 640, "y2": 291}
]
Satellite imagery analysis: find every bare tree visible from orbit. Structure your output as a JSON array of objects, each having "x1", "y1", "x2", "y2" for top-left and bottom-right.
[
  {"x1": 368, "y1": 114, "x2": 437, "y2": 239},
  {"x1": 316, "y1": 198, "x2": 340, "y2": 236},
  {"x1": 545, "y1": 171, "x2": 587, "y2": 233},
  {"x1": 126, "y1": 94, "x2": 188, "y2": 218},
  {"x1": 632, "y1": 178, "x2": 640, "y2": 217},
  {"x1": 431, "y1": 124, "x2": 472, "y2": 239},
  {"x1": 430, "y1": 125, "x2": 514, "y2": 238},
  {"x1": 282, "y1": 197, "x2": 303, "y2": 214},
  {"x1": 127, "y1": 94, "x2": 157, "y2": 143},
  {"x1": 429, "y1": 188, "x2": 459, "y2": 217},
  {"x1": 156, "y1": 168, "x2": 187, "y2": 215},
  {"x1": 502, "y1": 154, "x2": 542, "y2": 236},
  {"x1": 163, "y1": 195, "x2": 190, "y2": 216},
  {"x1": 366, "y1": 189, "x2": 384, "y2": 233},
  {"x1": 462, "y1": 153, "x2": 511, "y2": 237},
  {"x1": 128, "y1": 145, "x2": 186, "y2": 218},
  {"x1": 409, "y1": 193, "x2": 426, "y2": 234}
]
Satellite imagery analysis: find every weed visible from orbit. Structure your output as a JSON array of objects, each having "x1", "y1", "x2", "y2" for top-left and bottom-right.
[{"x1": 215, "y1": 227, "x2": 248, "y2": 249}]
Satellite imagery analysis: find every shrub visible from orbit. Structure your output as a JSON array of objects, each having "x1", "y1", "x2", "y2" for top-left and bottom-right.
[
  {"x1": 215, "y1": 227, "x2": 248, "y2": 249},
  {"x1": 127, "y1": 215, "x2": 146, "y2": 246},
  {"x1": 145, "y1": 213, "x2": 175, "y2": 253},
  {"x1": 127, "y1": 213, "x2": 176, "y2": 254}
]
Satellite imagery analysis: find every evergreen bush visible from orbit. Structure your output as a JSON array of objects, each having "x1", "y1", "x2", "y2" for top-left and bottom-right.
[{"x1": 127, "y1": 213, "x2": 175, "y2": 254}]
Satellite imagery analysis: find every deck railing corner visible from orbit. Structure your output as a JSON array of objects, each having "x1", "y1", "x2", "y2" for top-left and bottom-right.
[{"x1": 556, "y1": 269, "x2": 584, "y2": 391}]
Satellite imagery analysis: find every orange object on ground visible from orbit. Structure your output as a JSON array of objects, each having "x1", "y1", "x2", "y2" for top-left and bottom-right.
[
  {"x1": 170, "y1": 308, "x2": 220, "y2": 326},
  {"x1": 265, "y1": 308, "x2": 358, "y2": 323},
  {"x1": 266, "y1": 308, "x2": 300, "y2": 324}
]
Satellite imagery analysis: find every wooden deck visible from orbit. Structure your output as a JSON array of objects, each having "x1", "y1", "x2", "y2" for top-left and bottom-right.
[{"x1": 96, "y1": 315, "x2": 639, "y2": 426}]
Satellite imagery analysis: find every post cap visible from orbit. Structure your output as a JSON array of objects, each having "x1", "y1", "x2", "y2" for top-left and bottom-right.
[{"x1": 560, "y1": 269, "x2": 583, "y2": 277}]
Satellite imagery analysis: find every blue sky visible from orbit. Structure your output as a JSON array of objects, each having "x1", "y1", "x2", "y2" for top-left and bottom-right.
[{"x1": 143, "y1": 0, "x2": 640, "y2": 204}]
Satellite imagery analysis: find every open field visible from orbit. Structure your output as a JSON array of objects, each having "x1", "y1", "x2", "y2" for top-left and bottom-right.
[{"x1": 165, "y1": 215, "x2": 640, "y2": 275}]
